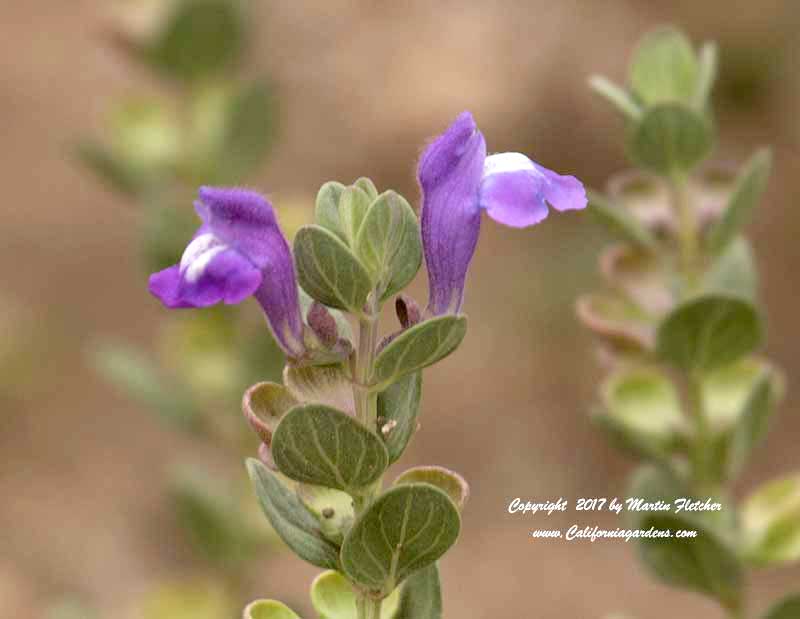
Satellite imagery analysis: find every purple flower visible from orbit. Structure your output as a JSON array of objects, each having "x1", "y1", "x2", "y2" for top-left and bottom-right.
[
  {"x1": 418, "y1": 112, "x2": 587, "y2": 315},
  {"x1": 149, "y1": 187, "x2": 306, "y2": 359}
]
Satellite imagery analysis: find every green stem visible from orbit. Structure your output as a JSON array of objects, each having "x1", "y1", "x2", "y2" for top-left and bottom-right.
[
  {"x1": 352, "y1": 297, "x2": 384, "y2": 619},
  {"x1": 668, "y1": 173, "x2": 700, "y2": 294}
]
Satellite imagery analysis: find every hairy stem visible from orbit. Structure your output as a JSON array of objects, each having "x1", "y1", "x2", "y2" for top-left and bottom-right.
[
  {"x1": 668, "y1": 173, "x2": 700, "y2": 294},
  {"x1": 352, "y1": 296, "x2": 383, "y2": 619}
]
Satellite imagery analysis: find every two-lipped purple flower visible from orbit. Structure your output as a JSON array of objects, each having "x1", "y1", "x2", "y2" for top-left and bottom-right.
[
  {"x1": 418, "y1": 111, "x2": 587, "y2": 315},
  {"x1": 148, "y1": 112, "x2": 586, "y2": 352}
]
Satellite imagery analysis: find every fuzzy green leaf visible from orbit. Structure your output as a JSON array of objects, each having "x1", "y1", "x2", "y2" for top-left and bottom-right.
[
  {"x1": 637, "y1": 513, "x2": 742, "y2": 608},
  {"x1": 693, "y1": 42, "x2": 718, "y2": 110},
  {"x1": 727, "y1": 370, "x2": 779, "y2": 477},
  {"x1": 587, "y1": 190, "x2": 658, "y2": 249},
  {"x1": 707, "y1": 149, "x2": 772, "y2": 255},
  {"x1": 310, "y1": 570, "x2": 399, "y2": 619},
  {"x1": 271, "y1": 404, "x2": 388, "y2": 492},
  {"x1": 355, "y1": 191, "x2": 422, "y2": 301},
  {"x1": 656, "y1": 294, "x2": 762, "y2": 372},
  {"x1": 354, "y1": 177, "x2": 379, "y2": 201},
  {"x1": 339, "y1": 185, "x2": 372, "y2": 246},
  {"x1": 243, "y1": 600, "x2": 300, "y2": 619},
  {"x1": 742, "y1": 474, "x2": 800, "y2": 566},
  {"x1": 395, "y1": 466, "x2": 469, "y2": 511},
  {"x1": 628, "y1": 104, "x2": 713, "y2": 175},
  {"x1": 340, "y1": 484, "x2": 460, "y2": 595},
  {"x1": 246, "y1": 459, "x2": 340, "y2": 570},
  {"x1": 145, "y1": 0, "x2": 246, "y2": 82},
  {"x1": 315, "y1": 182, "x2": 346, "y2": 240},
  {"x1": 596, "y1": 366, "x2": 684, "y2": 461},
  {"x1": 378, "y1": 372, "x2": 422, "y2": 463},
  {"x1": 296, "y1": 484, "x2": 354, "y2": 545},
  {"x1": 373, "y1": 316, "x2": 467, "y2": 390},
  {"x1": 294, "y1": 225, "x2": 374, "y2": 312},
  {"x1": 394, "y1": 564, "x2": 442, "y2": 619},
  {"x1": 588, "y1": 75, "x2": 642, "y2": 121},
  {"x1": 629, "y1": 27, "x2": 699, "y2": 105},
  {"x1": 702, "y1": 237, "x2": 757, "y2": 301}
]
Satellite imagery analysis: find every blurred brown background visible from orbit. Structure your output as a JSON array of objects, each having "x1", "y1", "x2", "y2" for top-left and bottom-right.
[{"x1": 2, "y1": 1, "x2": 799, "y2": 617}]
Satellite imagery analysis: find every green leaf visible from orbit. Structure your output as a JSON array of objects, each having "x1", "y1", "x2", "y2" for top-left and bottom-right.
[
  {"x1": 588, "y1": 75, "x2": 643, "y2": 121},
  {"x1": 246, "y1": 459, "x2": 341, "y2": 570},
  {"x1": 355, "y1": 191, "x2": 422, "y2": 301},
  {"x1": 693, "y1": 42, "x2": 718, "y2": 110},
  {"x1": 243, "y1": 600, "x2": 301, "y2": 619},
  {"x1": 294, "y1": 225, "x2": 374, "y2": 312},
  {"x1": 629, "y1": 27, "x2": 699, "y2": 105},
  {"x1": 628, "y1": 104, "x2": 713, "y2": 175},
  {"x1": 707, "y1": 149, "x2": 772, "y2": 255},
  {"x1": 587, "y1": 190, "x2": 658, "y2": 249},
  {"x1": 283, "y1": 364, "x2": 355, "y2": 416},
  {"x1": 341, "y1": 484, "x2": 461, "y2": 595},
  {"x1": 626, "y1": 465, "x2": 690, "y2": 525},
  {"x1": 655, "y1": 294, "x2": 762, "y2": 372},
  {"x1": 90, "y1": 341, "x2": 199, "y2": 430},
  {"x1": 170, "y1": 467, "x2": 256, "y2": 566},
  {"x1": 242, "y1": 382, "x2": 298, "y2": 444},
  {"x1": 339, "y1": 185, "x2": 372, "y2": 246},
  {"x1": 76, "y1": 141, "x2": 146, "y2": 197},
  {"x1": 145, "y1": 0, "x2": 246, "y2": 81},
  {"x1": 741, "y1": 474, "x2": 800, "y2": 566},
  {"x1": 637, "y1": 513, "x2": 742, "y2": 607},
  {"x1": 372, "y1": 316, "x2": 467, "y2": 390},
  {"x1": 310, "y1": 570, "x2": 399, "y2": 619},
  {"x1": 217, "y1": 79, "x2": 276, "y2": 181},
  {"x1": 354, "y1": 177, "x2": 379, "y2": 201},
  {"x1": 395, "y1": 466, "x2": 469, "y2": 511},
  {"x1": 727, "y1": 369, "x2": 781, "y2": 477},
  {"x1": 702, "y1": 237, "x2": 757, "y2": 301},
  {"x1": 394, "y1": 564, "x2": 442, "y2": 619},
  {"x1": 377, "y1": 372, "x2": 422, "y2": 463},
  {"x1": 296, "y1": 484, "x2": 354, "y2": 545},
  {"x1": 764, "y1": 594, "x2": 800, "y2": 619},
  {"x1": 596, "y1": 366, "x2": 685, "y2": 460},
  {"x1": 271, "y1": 404, "x2": 388, "y2": 492},
  {"x1": 315, "y1": 182, "x2": 346, "y2": 240}
]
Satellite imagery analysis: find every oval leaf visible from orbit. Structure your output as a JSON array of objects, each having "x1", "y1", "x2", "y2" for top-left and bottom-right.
[
  {"x1": 394, "y1": 563, "x2": 442, "y2": 619},
  {"x1": 587, "y1": 190, "x2": 657, "y2": 250},
  {"x1": 294, "y1": 225, "x2": 374, "y2": 312},
  {"x1": 246, "y1": 459, "x2": 340, "y2": 570},
  {"x1": 395, "y1": 466, "x2": 469, "y2": 511},
  {"x1": 630, "y1": 27, "x2": 699, "y2": 105},
  {"x1": 272, "y1": 404, "x2": 389, "y2": 492},
  {"x1": 341, "y1": 484, "x2": 460, "y2": 594},
  {"x1": 373, "y1": 316, "x2": 467, "y2": 390},
  {"x1": 339, "y1": 185, "x2": 372, "y2": 246},
  {"x1": 315, "y1": 182, "x2": 346, "y2": 240},
  {"x1": 702, "y1": 237, "x2": 757, "y2": 301},
  {"x1": 283, "y1": 364, "x2": 355, "y2": 416},
  {"x1": 243, "y1": 600, "x2": 300, "y2": 619},
  {"x1": 355, "y1": 191, "x2": 422, "y2": 301},
  {"x1": 310, "y1": 570, "x2": 399, "y2": 619},
  {"x1": 707, "y1": 149, "x2": 772, "y2": 255},
  {"x1": 597, "y1": 366, "x2": 685, "y2": 460},
  {"x1": 378, "y1": 372, "x2": 422, "y2": 463},
  {"x1": 656, "y1": 294, "x2": 762, "y2": 372},
  {"x1": 628, "y1": 104, "x2": 713, "y2": 175},
  {"x1": 741, "y1": 474, "x2": 800, "y2": 566},
  {"x1": 296, "y1": 484, "x2": 355, "y2": 545},
  {"x1": 637, "y1": 513, "x2": 742, "y2": 607},
  {"x1": 242, "y1": 382, "x2": 298, "y2": 445}
]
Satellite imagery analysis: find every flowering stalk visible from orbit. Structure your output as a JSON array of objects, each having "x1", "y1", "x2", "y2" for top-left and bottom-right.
[
  {"x1": 583, "y1": 26, "x2": 798, "y2": 619},
  {"x1": 149, "y1": 112, "x2": 585, "y2": 618}
]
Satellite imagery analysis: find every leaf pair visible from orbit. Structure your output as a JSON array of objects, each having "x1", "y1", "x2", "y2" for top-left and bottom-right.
[{"x1": 296, "y1": 183, "x2": 422, "y2": 314}]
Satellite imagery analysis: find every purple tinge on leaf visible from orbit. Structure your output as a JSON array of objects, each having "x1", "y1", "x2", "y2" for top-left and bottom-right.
[
  {"x1": 418, "y1": 112, "x2": 587, "y2": 315},
  {"x1": 148, "y1": 187, "x2": 306, "y2": 359}
]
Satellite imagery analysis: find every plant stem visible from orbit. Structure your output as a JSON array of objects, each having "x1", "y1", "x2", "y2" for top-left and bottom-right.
[
  {"x1": 352, "y1": 297, "x2": 383, "y2": 619},
  {"x1": 668, "y1": 172, "x2": 700, "y2": 294}
]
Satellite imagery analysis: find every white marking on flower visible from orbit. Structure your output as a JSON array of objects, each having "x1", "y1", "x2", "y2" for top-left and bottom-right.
[
  {"x1": 180, "y1": 233, "x2": 227, "y2": 283},
  {"x1": 483, "y1": 152, "x2": 541, "y2": 178}
]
